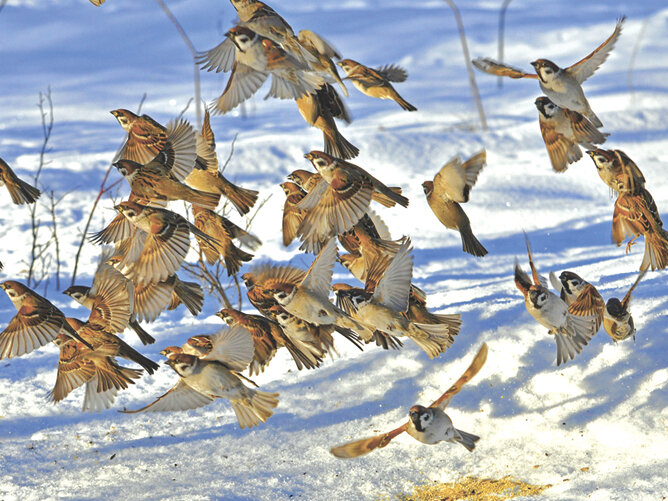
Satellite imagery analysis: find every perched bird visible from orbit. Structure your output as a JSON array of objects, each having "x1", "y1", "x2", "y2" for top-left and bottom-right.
[
  {"x1": 603, "y1": 270, "x2": 646, "y2": 342},
  {"x1": 296, "y1": 84, "x2": 358, "y2": 160},
  {"x1": 0, "y1": 281, "x2": 92, "y2": 359},
  {"x1": 0, "y1": 157, "x2": 41, "y2": 205},
  {"x1": 110, "y1": 201, "x2": 219, "y2": 284},
  {"x1": 297, "y1": 30, "x2": 348, "y2": 96},
  {"x1": 338, "y1": 59, "x2": 416, "y2": 111},
  {"x1": 549, "y1": 270, "x2": 605, "y2": 331},
  {"x1": 114, "y1": 159, "x2": 220, "y2": 210},
  {"x1": 123, "y1": 352, "x2": 279, "y2": 429},
  {"x1": 110, "y1": 109, "x2": 197, "y2": 181},
  {"x1": 191, "y1": 206, "x2": 261, "y2": 276},
  {"x1": 473, "y1": 17, "x2": 625, "y2": 127},
  {"x1": 515, "y1": 235, "x2": 598, "y2": 365},
  {"x1": 298, "y1": 151, "x2": 408, "y2": 252},
  {"x1": 330, "y1": 343, "x2": 487, "y2": 458},
  {"x1": 270, "y1": 238, "x2": 374, "y2": 340},
  {"x1": 63, "y1": 259, "x2": 155, "y2": 345},
  {"x1": 280, "y1": 181, "x2": 307, "y2": 247},
  {"x1": 586, "y1": 148, "x2": 645, "y2": 195},
  {"x1": 334, "y1": 239, "x2": 455, "y2": 359},
  {"x1": 185, "y1": 109, "x2": 259, "y2": 216},
  {"x1": 612, "y1": 187, "x2": 668, "y2": 270},
  {"x1": 535, "y1": 97, "x2": 608, "y2": 172},
  {"x1": 422, "y1": 154, "x2": 488, "y2": 257}
]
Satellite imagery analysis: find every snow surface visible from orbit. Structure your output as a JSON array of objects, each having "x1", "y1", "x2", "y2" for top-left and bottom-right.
[{"x1": 1, "y1": 0, "x2": 667, "y2": 499}]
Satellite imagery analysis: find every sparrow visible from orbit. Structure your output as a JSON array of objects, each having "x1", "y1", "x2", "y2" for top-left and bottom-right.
[
  {"x1": 0, "y1": 157, "x2": 41, "y2": 205},
  {"x1": 217, "y1": 308, "x2": 319, "y2": 373},
  {"x1": 337, "y1": 59, "x2": 416, "y2": 111},
  {"x1": 473, "y1": 17, "x2": 625, "y2": 127},
  {"x1": 422, "y1": 184, "x2": 487, "y2": 258},
  {"x1": 297, "y1": 30, "x2": 348, "y2": 96},
  {"x1": 515, "y1": 234, "x2": 598, "y2": 365},
  {"x1": 535, "y1": 97, "x2": 608, "y2": 173},
  {"x1": 406, "y1": 285, "x2": 462, "y2": 337},
  {"x1": 586, "y1": 148, "x2": 645, "y2": 195},
  {"x1": 159, "y1": 274, "x2": 205, "y2": 318},
  {"x1": 330, "y1": 343, "x2": 487, "y2": 458},
  {"x1": 296, "y1": 84, "x2": 359, "y2": 160},
  {"x1": 200, "y1": 26, "x2": 324, "y2": 115},
  {"x1": 298, "y1": 151, "x2": 408, "y2": 252},
  {"x1": 612, "y1": 187, "x2": 668, "y2": 270},
  {"x1": 114, "y1": 159, "x2": 220, "y2": 210},
  {"x1": 270, "y1": 238, "x2": 374, "y2": 340},
  {"x1": 431, "y1": 150, "x2": 486, "y2": 204},
  {"x1": 185, "y1": 109, "x2": 259, "y2": 216},
  {"x1": 110, "y1": 201, "x2": 220, "y2": 284},
  {"x1": 110, "y1": 109, "x2": 197, "y2": 181},
  {"x1": 335, "y1": 239, "x2": 455, "y2": 359},
  {"x1": 603, "y1": 270, "x2": 646, "y2": 342},
  {"x1": 63, "y1": 258, "x2": 155, "y2": 345},
  {"x1": 181, "y1": 325, "x2": 256, "y2": 373},
  {"x1": 549, "y1": 270, "x2": 604, "y2": 331},
  {"x1": 267, "y1": 305, "x2": 332, "y2": 364},
  {"x1": 123, "y1": 353, "x2": 279, "y2": 428},
  {"x1": 280, "y1": 181, "x2": 307, "y2": 247},
  {"x1": 242, "y1": 263, "x2": 307, "y2": 316},
  {"x1": 0, "y1": 281, "x2": 92, "y2": 359}
]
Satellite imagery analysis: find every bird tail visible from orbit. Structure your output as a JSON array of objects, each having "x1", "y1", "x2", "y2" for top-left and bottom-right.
[
  {"x1": 186, "y1": 189, "x2": 221, "y2": 210},
  {"x1": 641, "y1": 230, "x2": 668, "y2": 271},
  {"x1": 455, "y1": 428, "x2": 480, "y2": 452},
  {"x1": 223, "y1": 244, "x2": 254, "y2": 276},
  {"x1": 369, "y1": 331, "x2": 404, "y2": 350},
  {"x1": 171, "y1": 277, "x2": 204, "y2": 316},
  {"x1": 118, "y1": 339, "x2": 160, "y2": 374},
  {"x1": 460, "y1": 224, "x2": 488, "y2": 257},
  {"x1": 371, "y1": 187, "x2": 409, "y2": 208},
  {"x1": 129, "y1": 318, "x2": 156, "y2": 345},
  {"x1": 7, "y1": 177, "x2": 41, "y2": 205},
  {"x1": 409, "y1": 322, "x2": 455, "y2": 359},
  {"x1": 231, "y1": 389, "x2": 280, "y2": 429},
  {"x1": 222, "y1": 182, "x2": 259, "y2": 217},
  {"x1": 392, "y1": 90, "x2": 417, "y2": 112},
  {"x1": 323, "y1": 127, "x2": 359, "y2": 160}
]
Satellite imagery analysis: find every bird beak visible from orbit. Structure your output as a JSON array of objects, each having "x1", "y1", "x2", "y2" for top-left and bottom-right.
[
  {"x1": 530, "y1": 61, "x2": 538, "y2": 68},
  {"x1": 304, "y1": 153, "x2": 313, "y2": 161},
  {"x1": 336, "y1": 61, "x2": 343, "y2": 67},
  {"x1": 0, "y1": 283, "x2": 7, "y2": 291},
  {"x1": 113, "y1": 204, "x2": 122, "y2": 212},
  {"x1": 585, "y1": 150, "x2": 595, "y2": 158}
]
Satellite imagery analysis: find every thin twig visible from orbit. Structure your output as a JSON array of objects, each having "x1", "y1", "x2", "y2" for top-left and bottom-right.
[
  {"x1": 70, "y1": 93, "x2": 146, "y2": 286},
  {"x1": 444, "y1": 0, "x2": 487, "y2": 131},
  {"x1": 220, "y1": 133, "x2": 238, "y2": 173},
  {"x1": 245, "y1": 194, "x2": 271, "y2": 231},
  {"x1": 48, "y1": 191, "x2": 61, "y2": 290},
  {"x1": 628, "y1": 16, "x2": 649, "y2": 104},
  {"x1": 497, "y1": 0, "x2": 513, "y2": 89},
  {"x1": 155, "y1": 0, "x2": 202, "y2": 128},
  {"x1": 178, "y1": 98, "x2": 193, "y2": 119}
]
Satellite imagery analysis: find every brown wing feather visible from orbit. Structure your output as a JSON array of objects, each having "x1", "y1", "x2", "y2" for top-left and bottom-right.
[
  {"x1": 472, "y1": 58, "x2": 538, "y2": 79},
  {"x1": 621, "y1": 269, "x2": 647, "y2": 310},
  {"x1": 539, "y1": 120, "x2": 573, "y2": 173},
  {"x1": 330, "y1": 423, "x2": 409, "y2": 459},
  {"x1": 567, "y1": 17, "x2": 626, "y2": 84},
  {"x1": 568, "y1": 285, "x2": 604, "y2": 330},
  {"x1": 431, "y1": 343, "x2": 488, "y2": 409},
  {"x1": 524, "y1": 233, "x2": 542, "y2": 285}
]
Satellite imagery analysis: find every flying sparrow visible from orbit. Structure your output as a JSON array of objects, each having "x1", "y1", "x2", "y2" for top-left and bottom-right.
[
  {"x1": 0, "y1": 281, "x2": 92, "y2": 359},
  {"x1": 297, "y1": 30, "x2": 348, "y2": 96},
  {"x1": 298, "y1": 151, "x2": 408, "y2": 252},
  {"x1": 612, "y1": 187, "x2": 668, "y2": 270},
  {"x1": 184, "y1": 109, "x2": 259, "y2": 216},
  {"x1": 181, "y1": 325, "x2": 256, "y2": 372},
  {"x1": 405, "y1": 285, "x2": 462, "y2": 337},
  {"x1": 280, "y1": 181, "x2": 307, "y2": 247},
  {"x1": 515, "y1": 235, "x2": 598, "y2": 365},
  {"x1": 110, "y1": 109, "x2": 197, "y2": 181},
  {"x1": 191, "y1": 205, "x2": 260, "y2": 276},
  {"x1": 267, "y1": 305, "x2": 333, "y2": 364},
  {"x1": 110, "y1": 201, "x2": 219, "y2": 284},
  {"x1": 549, "y1": 270, "x2": 604, "y2": 331},
  {"x1": 422, "y1": 185, "x2": 487, "y2": 258},
  {"x1": 0, "y1": 157, "x2": 41, "y2": 205},
  {"x1": 123, "y1": 352, "x2": 279, "y2": 428},
  {"x1": 296, "y1": 84, "x2": 358, "y2": 160},
  {"x1": 431, "y1": 150, "x2": 486, "y2": 204},
  {"x1": 330, "y1": 343, "x2": 487, "y2": 458},
  {"x1": 535, "y1": 97, "x2": 608, "y2": 172},
  {"x1": 586, "y1": 148, "x2": 645, "y2": 195},
  {"x1": 334, "y1": 239, "x2": 455, "y2": 359},
  {"x1": 603, "y1": 270, "x2": 646, "y2": 342},
  {"x1": 114, "y1": 159, "x2": 220, "y2": 210},
  {"x1": 473, "y1": 17, "x2": 625, "y2": 127},
  {"x1": 337, "y1": 59, "x2": 416, "y2": 111}
]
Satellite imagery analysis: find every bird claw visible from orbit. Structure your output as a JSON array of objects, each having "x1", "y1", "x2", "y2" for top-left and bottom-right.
[{"x1": 625, "y1": 237, "x2": 638, "y2": 254}]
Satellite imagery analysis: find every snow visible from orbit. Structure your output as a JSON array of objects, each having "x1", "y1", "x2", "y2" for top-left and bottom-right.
[{"x1": 1, "y1": 0, "x2": 667, "y2": 499}]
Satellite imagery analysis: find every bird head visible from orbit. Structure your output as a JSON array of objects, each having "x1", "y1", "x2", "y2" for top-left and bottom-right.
[
  {"x1": 110, "y1": 109, "x2": 137, "y2": 130},
  {"x1": 215, "y1": 308, "x2": 236, "y2": 325},
  {"x1": 305, "y1": 150, "x2": 333, "y2": 173},
  {"x1": 528, "y1": 287, "x2": 549, "y2": 309},
  {"x1": 531, "y1": 59, "x2": 559, "y2": 82},
  {"x1": 534, "y1": 96, "x2": 557, "y2": 118},
  {"x1": 226, "y1": 26, "x2": 257, "y2": 52},
  {"x1": 408, "y1": 405, "x2": 432, "y2": 432},
  {"x1": 113, "y1": 159, "x2": 141, "y2": 178},
  {"x1": 421, "y1": 180, "x2": 434, "y2": 198},
  {"x1": 166, "y1": 353, "x2": 198, "y2": 376},
  {"x1": 62, "y1": 285, "x2": 90, "y2": 305},
  {"x1": 558, "y1": 271, "x2": 585, "y2": 296}
]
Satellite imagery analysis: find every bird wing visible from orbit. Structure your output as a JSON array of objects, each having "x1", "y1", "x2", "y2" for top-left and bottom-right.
[
  {"x1": 121, "y1": 379, "x2": 213, "y2": 413},
  {"x1": 210, "y1": 61, "x2": 268, "y2": 115},
  {"x1": 514, "y1": 259, "x2": 532, "y2": 296},
  {"x1": 472, "y1": 58, "x2": 538, "y2": 79},
  {"x1": 431, "y1": 342, "x2": 488, "y2": 410},
  {"x1": 198, "y1": 325, "x2": 255, "y2": 372},
  {"x1": 433, "y1": 155, "x2": 465, "y2": 202},
  {"x1": 372, "y1": 238, "x2": 413, "y2": 312},
  {"x1": 539, "y1": 119, "x2": 577, "y2": 173},
  {"x1": 87, "y1": 264, "x2": 132, "y2": 334},
  {"x1": 0, "y1": 305, "x2": 64, "y2": 359},
  {"x1": 133, "y1": 279, "x2": 175, "y2": 323},
  {"x1": 622, "y1": 269, "x2": 647, "y2": 310},
  {"x1": 461, "y1": 150, "x2": 487, "y2": 191},
  {"x1": 50, "y1": 355, "x2": 97, "y2": 403},
  {"x1": 89, "y1": 213, "x2": 135, "y2": 245},
  {"x1": 297, "y1": 29, "x2": 340, "y2": 59},
  {"x1": 374, "y1": 64, "x2": 408, "y2": 83},
  {"x1": 300, "y1": 237, "x2": 338, "y2": 299},
  {"x1": 567, "y1": 17, "x2": 625, "y2": 84},
  {"x1": 330, "y1": 423, "x2": 409, "y2": 459},
  {"x1": 568, "y1": 284, "x2": 605, "y2": 319},
  {"x1": 524, "y1": 233, "x2": 542, "y2": 285},
  {"x1": 196, "y1": 38, "x2": 236, "y2": 73}
]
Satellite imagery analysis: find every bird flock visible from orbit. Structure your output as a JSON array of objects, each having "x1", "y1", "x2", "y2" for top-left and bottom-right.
[{"x1": 0, "y1": 1, "x2": 662, "y2": 460}]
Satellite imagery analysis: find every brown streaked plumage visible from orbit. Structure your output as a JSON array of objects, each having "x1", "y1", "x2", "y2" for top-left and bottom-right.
[
  {"x1": 0, "y1": 157, "x2": 41, "y2": 205},
  {"x1": 586, "y1": 148, "x2": 645, "y2": 195},
  {"x1": 297, "y1": 30, "x2": 348, "y2": 96},
  {"x1": 338, "y1": 59, "x2": 416, "y2": 111},
  {"x1": 280, "y1": 181, "x2": 307, "y2": 247},
  {"x1": 603, "y1": 270, "x2": 646, "y2": 342}
]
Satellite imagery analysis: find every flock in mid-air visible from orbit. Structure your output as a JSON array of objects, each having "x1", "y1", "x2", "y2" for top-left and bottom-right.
[{"x1": 0, "y1": 0, "x2": 663, "y2": 459}]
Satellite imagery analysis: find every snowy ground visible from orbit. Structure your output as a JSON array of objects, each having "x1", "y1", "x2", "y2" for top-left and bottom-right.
[{"x1": 1, "y1": 0, "x2": 667, "y2": 499}]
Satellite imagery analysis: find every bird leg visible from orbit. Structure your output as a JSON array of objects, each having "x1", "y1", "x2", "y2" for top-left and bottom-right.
[{"x1": 625, "y1": 236, "x2": 639, "y2": 254}]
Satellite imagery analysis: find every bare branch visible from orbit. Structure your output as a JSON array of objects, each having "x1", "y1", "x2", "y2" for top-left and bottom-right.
[
  {"x1": 220, "y1": 133, "x2": 238, "y2": 173},
  {"x1": 443, "y1": 0, "x2": 487, "y2": 131}
]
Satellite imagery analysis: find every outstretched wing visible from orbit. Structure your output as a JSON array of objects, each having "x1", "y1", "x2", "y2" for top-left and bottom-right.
[
  {"x1": 330, "y1": 423, "x2": 408, "y2": 459},
  {"x1": 472, "y1": 58, "x2": 538, "y2": 79},
  {"x1": 120, "y1": 379, "x2": 213, "y2": 413},
  {"x1": 430, "y1": 342, "x2": 488, "y2": 410},
  {"x1": 567, "y1": 17, "x2": 625, "y2": 84}
]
